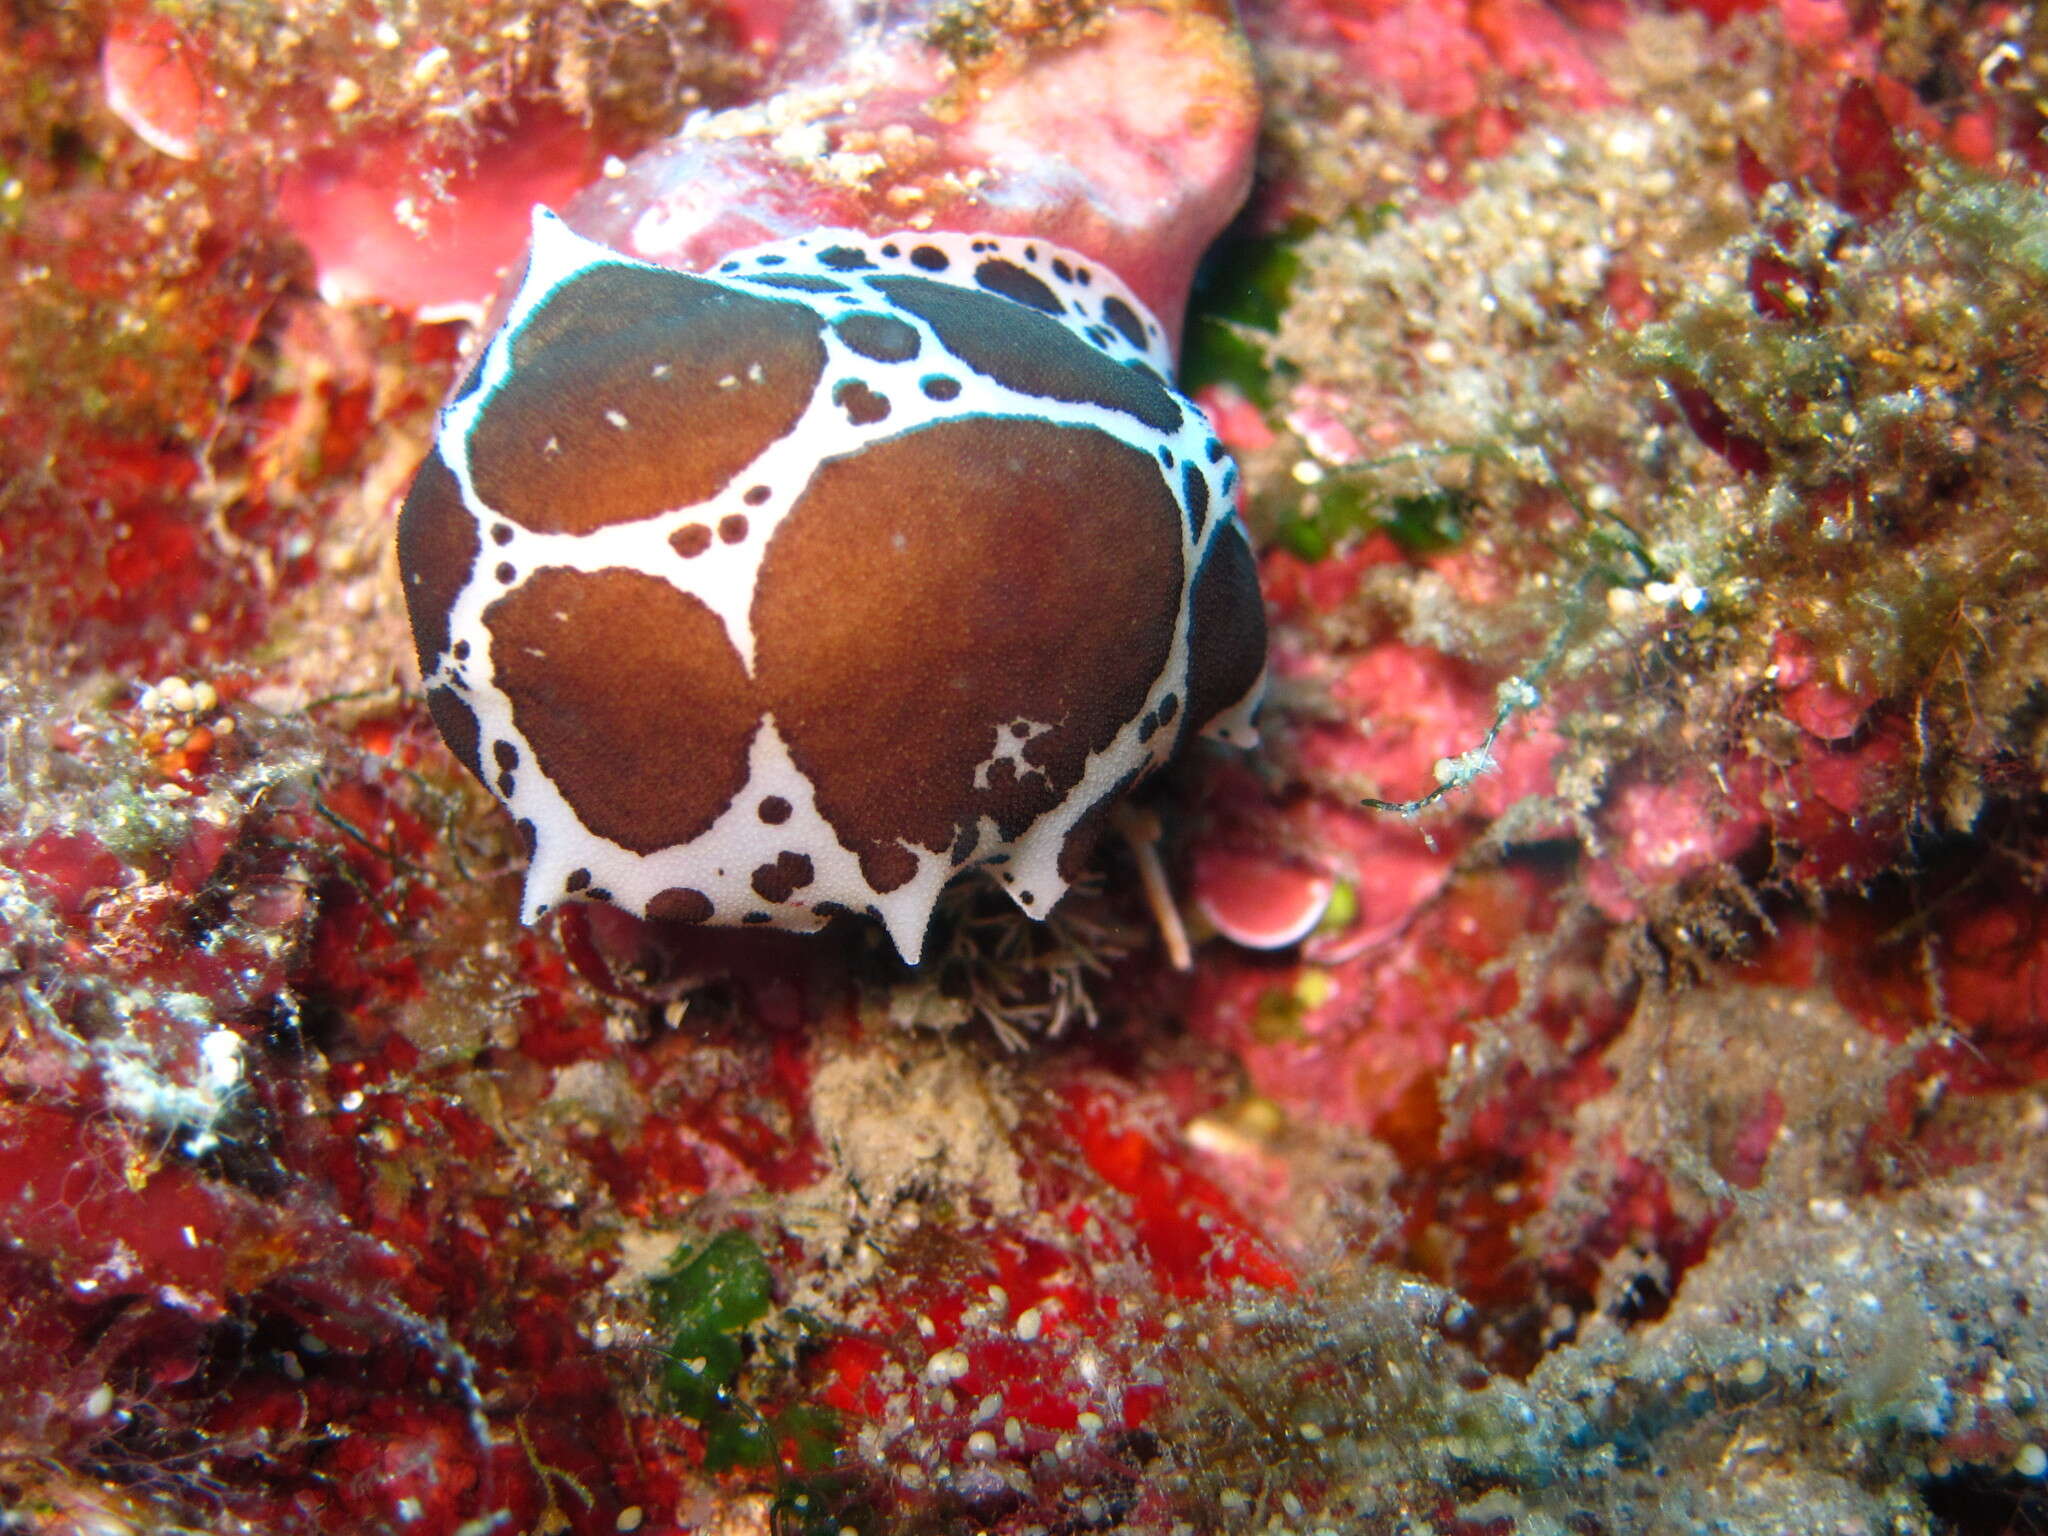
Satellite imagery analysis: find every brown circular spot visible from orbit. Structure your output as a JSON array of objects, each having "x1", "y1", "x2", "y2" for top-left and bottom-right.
[
  {"x1": 485, "y1": 566, "x2": 758, "y2": 853},
  {"x1": 744, "y1": 485, "x2": 772, "y2": 505},
  {"x1": 670, "y1": 523, "x2": 712, "y2": 559},
  {"x1": 859, "y1": 844, "x2": 920, "y2": 893},
  {"x1": 833, "y1": 312, "x2": 921, "y2": 363},
  {"x1": 648, "y1": 887, "x2": 713, "y2": 923},
  {"x1": 472, "y1": 265, "x2": 827, "y2": 535},
  {"x1": 1183, "y1": 528, "x2": 1268, "y2": 735},
  {"x1": 718, "y1": 514, "x2": 749, "y2": 544},
  {"x1": 751, "y1": 851, "x2": 815, "y2": 902},
  {"x1": 754, "y1": 417, "x2": 1181, "y2": 870},
  {"x1": 758, "y1": 796, "x2": 792, "y2": 824},
  {"x1": 396, "y1": 451, "x2": 478, "y2": 675}
]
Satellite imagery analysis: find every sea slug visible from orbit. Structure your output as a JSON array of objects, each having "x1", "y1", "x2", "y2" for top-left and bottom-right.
[{"x1": 397, "y1": 0, "x2": 1268, "y2": 962}]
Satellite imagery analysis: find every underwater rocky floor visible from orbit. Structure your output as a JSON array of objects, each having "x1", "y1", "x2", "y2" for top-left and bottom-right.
[{"x1": 4, "y1": 0, "x2": 2048, "y2": 1532}]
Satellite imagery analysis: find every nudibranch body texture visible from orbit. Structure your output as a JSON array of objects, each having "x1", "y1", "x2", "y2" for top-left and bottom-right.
[{"x1": 397, "y1": 0, "x2": 1268, "y2": 963}]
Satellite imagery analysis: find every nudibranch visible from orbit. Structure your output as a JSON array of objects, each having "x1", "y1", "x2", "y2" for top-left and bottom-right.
[{"x1": 397, "y1": 0, "x2": 1268, "y2": 963}]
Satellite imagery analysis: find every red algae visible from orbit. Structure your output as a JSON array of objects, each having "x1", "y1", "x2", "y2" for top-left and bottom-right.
[{"x1": 7, "y1": 0, "x2": 2048, "y2": 1531}]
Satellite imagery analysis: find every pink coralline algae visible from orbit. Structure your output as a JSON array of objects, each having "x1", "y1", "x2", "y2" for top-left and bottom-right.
[{"x1": 398, "y1": 0, "x2": 1268, "y2": 961}]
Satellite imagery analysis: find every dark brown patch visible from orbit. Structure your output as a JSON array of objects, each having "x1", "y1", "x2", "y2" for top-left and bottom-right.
[
  {"x1": 754, "y1": 417, "x2": 1182, "y2": 874},
  {"x1": 1181, "y1": 461, "x2": 1210, "y2": 539},
  {"x1": 921, "y1": 376, "x2": 960, "y2": 401},
  {"x1": 818, "y1": 245, "x2": 875, "y2": 271},
  {"x1": 910, "y1": 245, "x2": 949, "y2": 271},
  {"x1": 744, "y1": 485, "x2": 772, "y2": 505},
  {"x1": 491, "y1": 524, "x2": 514, "y2": 546},
  {"x1": 473, "y1": 265, "x2": 826, "y2": 534},
  {"x1": 751, "y1": 851, "x2": 815, "y2": 901},
  {"x1": 648, "y1": 887, "x2": 713, "y2": 924},
  {"x1": 1156, "y1": 692, "x2": 1178, "y2": 727},
  {"x1": 1101, "y1": 295, "x2": 1147, "y2": 351},
  {"x1": 758, "y1": 796, "x2": 792, "y2": 824},
  {"x1": 485, "y1": 566, "x2": 757, "y2": 853},
  {"x1": 832, "y1": 379, "x2": 891, "y2": 425},
  {"x1": 833, "y1": 312, "x2": 920, "y2": 363},
  {"x1": 719, "y1": 514, "x2": 749, "y2": 544},
  {"x1": 566, "y1": 868, "x2": 591, "y2": 891},
  {"x1": 974, "y1": 259, "x2": 1062, "y2": 314},
  {"x1": 1182, "y1": 529, "x2": 1268, "y2": 735},
  {"x1": 495, "y1": 562, "x2": 516, "y2": 584},
  {"x1": 397, "y1": 451, "x2": 478, "y2": 674},
  {"x1": 671, "y1": 523, "x2": 712, "y2": 558},
  {"x1": 493, "y1": 740, "x2": 519, "y2": 769},
  {"x1": 426, "y1": 686, "x2": 483, "y2": 783},
  {"x1": 517, "y1": 819, "x2": 538, "y2": 855},
  {"x1": 871, "y1": 277, "x2": 1181, "y2": 433},
  {"x1": 497, "y1": 770, "x2": 516, "y2": 797},
  {"x1": 859, "y1": 844, "x2": 919, "y2": 893}
]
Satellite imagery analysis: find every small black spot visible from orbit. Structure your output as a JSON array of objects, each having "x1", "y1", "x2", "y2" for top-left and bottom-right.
[
  {"x1": 1206, "y1": 437, "x2": 1226, "y2": 462},
  {"x1": 1101, "y1": 295, "x2": 1148, "y2": 350},
  {"x1": 742, "y1": 911, "x2": 774, "y2": 925},
  {"x1": 910, "y1": 245, "x2": 950, "y2": 272},
  {"x1": 719, "y1": 514, "x2": 749, "y2": 543},
  {"x1": 833, "y1": 378, "x2": 892, "y2": 425},
  {"x1": 975, "y1": 258, "x2": 1063, "y2": 314},
  {"x1": 496, "y1": 770, "x2": 515, "y2": 797},
  {"x1": 755, "y1": 253, "x2": 786, "y2": 267},
  {"x1": 1052, "y1": 258, "x2": 1073, "y2": 282},
  {"x1": 749, "y1": 273, "x2": 850, "y2": 293},
  {"x1": 759, "y1": 795, "x2": 792, "y2": 824},
  {"x1": 1083, "y1": 324, "x2": 1114, "y2": 349},
  {"x1": 1010, "y1": 720, "x2": 1031, "y2": 737},
  {"x1": 1156, "y1": 693, "x2": 1178, "y2": 726},
  {"x1": 1076, "y1": 267, "x2": 1092, "y2": 285},
  {"x1": 1182, "y1": 461, "x2": 1211, "y2": 538},
  {"x1": 494, "y1": 740, "x2": 519, "y2": 770},
  {"x1": 744, "y1": 484, "x2": 772, "y2": 505},
  {"x1": 718, "y1": 259, "x2": 740, "y2": 272},
  {"x1": 880, "y1": 243, "x2": 900, "y2": 258},
  {"x1": 1024, "y1": 245, "x2": 1038, "y2": 262},
  {"x1": 1158, "y1": 446, "x2": 1175, "y2": 468},
  {"x1": 491, "y1": 524, "x2": 514, "y2": 546},
  {"x1": 1221, "y1": 467, "x2": 1238, "y2": 496},
  {"x1": 834, "y1": 311, "x2": 921, "y2": 363},
  {"x1": 814, "y1": 901, "x2": 853, "y2": 919},
  {"x1": 819, "y1": 245, "x2": 876, "y2": 271},
  {"x1": 452, "y1": 640, "x2": 471, "y2": 661},
  {"x1": 921, "y1": 375, "x2": 961, "y2": 401},
  {"x1": 567, "y1": 868, "x2": 591, "y2": 891},
  {"x1": 495, "y1": 562, "x2": 516, "y2": 583},
  {"x1": 586, "y1": 888, "x2": 611, "y2": 902},
  {"x1": 1020, "y1": 890, "x2": 1035, "y2": 905},
  {"x1": 517, "y1": 818, "x2": 537, "y2": 856},
  {"x1": 1137, "y1": 709, "x2": 1160, "y2": 743}
]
